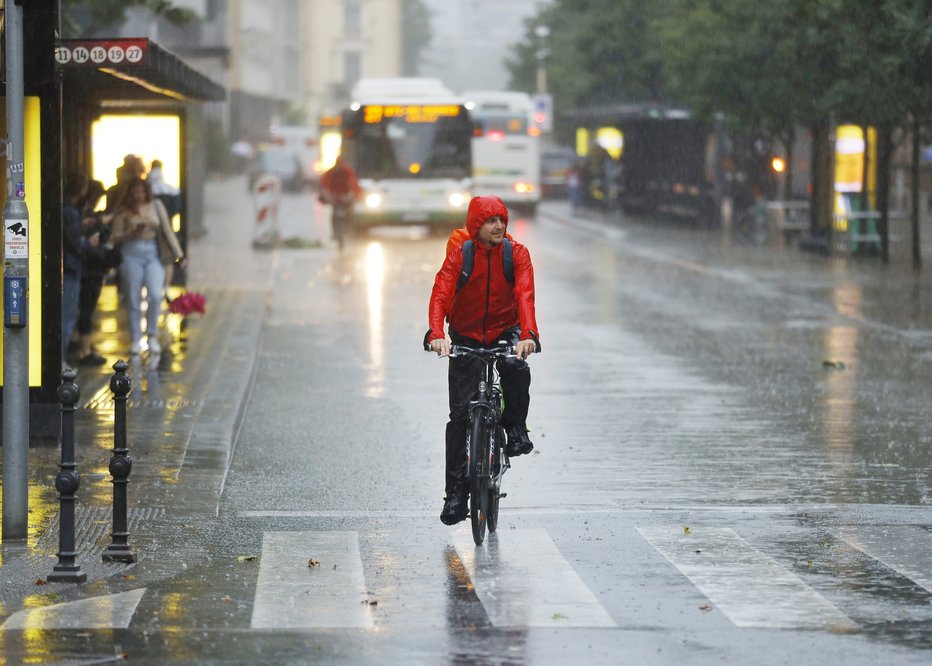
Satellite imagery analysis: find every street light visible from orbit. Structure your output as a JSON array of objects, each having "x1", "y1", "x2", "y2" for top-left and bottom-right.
[{"x1": 534, "y1": 25, "x2": 550, "y2": 95}]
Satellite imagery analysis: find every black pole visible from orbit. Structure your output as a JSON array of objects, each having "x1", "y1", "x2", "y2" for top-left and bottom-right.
[
  {"x1": 102, "y1": 360, "x2": 136, "y2": 563},
  {"x1": 47, "y1": 369, "x2": 86, "y2": 583}
]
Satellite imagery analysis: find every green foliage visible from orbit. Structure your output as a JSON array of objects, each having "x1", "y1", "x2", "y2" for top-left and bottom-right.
[
  {"x1": 61, "y1": 0, "x2": 196, "y2": 38},
  {"x1": 509, "y1": 0, "x2": 932, "y2": 134},
  {"x1": 401, "y1": 0, "x2": 433, "y2": 76}
]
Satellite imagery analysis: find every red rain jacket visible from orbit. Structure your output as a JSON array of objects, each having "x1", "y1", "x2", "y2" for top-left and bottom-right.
[{"x1": 428, "y1": 196, "x2": 539, "y2": 345}]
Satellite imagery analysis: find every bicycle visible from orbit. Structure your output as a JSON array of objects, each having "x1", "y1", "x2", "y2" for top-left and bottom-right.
[
  {"x1": 448, "y1": 343, "x2": 515, "y2": 545},
  {"x1": 321, "y1": 192, "x2": 355, "y2": 250}
]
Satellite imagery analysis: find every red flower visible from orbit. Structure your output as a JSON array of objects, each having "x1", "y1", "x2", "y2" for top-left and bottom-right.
[{"x1": 168, "y1": 291, "x2": 206, "y2": 316}]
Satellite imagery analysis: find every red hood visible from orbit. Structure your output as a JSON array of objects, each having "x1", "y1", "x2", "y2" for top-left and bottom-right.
[{"x1": 466, "y1": 196, "x2": 509, "y2": 240}]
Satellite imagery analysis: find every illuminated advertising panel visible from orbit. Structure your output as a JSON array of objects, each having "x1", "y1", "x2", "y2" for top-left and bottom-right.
[{"x1": 0, "y1": 96, "x2": 44, "y2": 386}]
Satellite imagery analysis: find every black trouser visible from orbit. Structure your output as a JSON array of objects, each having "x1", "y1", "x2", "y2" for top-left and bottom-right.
[
  {"x1": 444, "y1": 327, "x2": 531, "y2": 495},
  {"x1": 76, "y1": 270, "x2": 105, "y2": 336}
]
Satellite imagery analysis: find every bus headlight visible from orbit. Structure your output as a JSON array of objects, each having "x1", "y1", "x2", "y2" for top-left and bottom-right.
[
  {"x1": 448, "y1": 192, "x2": 467, "y2": 207},
  {"x1": 514, "y1": 182, "x2": 535, "y2": 194},
  {"x1": 365, "y1": 192, "x2": 383, "y2": 209}
]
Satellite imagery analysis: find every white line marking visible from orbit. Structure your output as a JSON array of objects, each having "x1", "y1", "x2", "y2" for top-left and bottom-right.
[
  {"x1": 250, "y1": 531, "x2": 373, "y2": 629},
  {"x1": 452, "y1": 527, "x2": 616, "y2": 628},
  {"x1": 638, "y1": 526, "x2": 856, "y2": 629},
  {"x1": 1, "y1": 588, "x2": 146, "y2": 630},
  {"x1": 834, "y1": 526, "x2": 932, "y2": 593}
]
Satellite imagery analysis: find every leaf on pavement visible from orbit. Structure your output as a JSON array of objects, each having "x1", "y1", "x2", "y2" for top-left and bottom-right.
[
  {"x1": 822, "y1": 360, "x2": 846, "y2": 370},
  {"x1": 308, "y1": 559, "x2": 320, "y2": 568},
  {"x1": 699, "y1": 604, "x2": 713, "y2": 612},
  {"x1": 683, "y1": 526, "x2": 692, "y2": 535},
  {"x1": 237, "y1": 555, "x2": 257, "y2": 562},
  {"x1": 35, "y1": 578, "x2": 48, "y2": 585}
]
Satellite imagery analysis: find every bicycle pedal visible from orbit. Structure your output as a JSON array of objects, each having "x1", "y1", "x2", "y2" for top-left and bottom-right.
[{"x1": 499, "y1": 493, "x2": 507, "y2": 499}]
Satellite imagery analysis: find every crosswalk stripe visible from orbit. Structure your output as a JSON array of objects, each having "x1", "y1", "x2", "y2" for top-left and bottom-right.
[
  {"x1": 833, "y1": 526, "x2": 932, "y2": 593},
  {"x1": 638, "y1": 526, "x2": 856, "y2": 629},
  {"x1": 250, "y1": 531, "x2": 374, "y2": 629},
  {"x1": 1, "y1": 588, "x2": 146, "y2": 630},
  {"x1": 452, "y1": 527, "x2": 617, "y2": 628}
]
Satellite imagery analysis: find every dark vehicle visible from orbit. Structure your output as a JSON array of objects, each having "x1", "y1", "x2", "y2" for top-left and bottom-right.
[
  {"x1": 540, "y1": 143, "x2": 576, "y2": 198},
  {"x1": 246, "y1": 148, "x2": 304, "y2": 192}
]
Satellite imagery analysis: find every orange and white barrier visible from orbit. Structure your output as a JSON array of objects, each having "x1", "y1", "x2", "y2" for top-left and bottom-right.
[{"x1": 252, "y1": 175, "x2": 282, "y2": 248}]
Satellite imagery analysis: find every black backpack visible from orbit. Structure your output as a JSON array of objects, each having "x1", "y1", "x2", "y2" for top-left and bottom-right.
[{"x1": 456, "y1": 238, "x2": 514, "y2": 292}]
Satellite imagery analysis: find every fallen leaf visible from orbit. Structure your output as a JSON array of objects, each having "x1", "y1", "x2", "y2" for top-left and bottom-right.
[
  {"x1": 237, "y1": 555, "x2": 257, "y2": 562},
  {"x1": 694, "y1": 549, "x2": 702, "y2": 554},
  {"x1": 822, "y1": 360, "x2": 846, "y2": 370},
  {"x1": 683, "y1": 527, "x2": 692, "y2": 535},
  {"x1": 35, "y1": 578, "x2": 48, "y2": 585},
  {"x1": 699, "y1": 604, "x2": 712, "y2": 612},
  {"x1": 361, "y1": 599, "x2": 379, "y2": 606},
  {"x1": 124, "y1": 575, "x2": 136, "y2": 580},
  {"x1": 308, "y1": 559, "x2": 320, "y2": 568},
  {"x1": 45, "y1": 592, "x2": 60, "y2": 600},
  {"x1": 551, "y1": 612, "x2": 568, "y2": 620}
]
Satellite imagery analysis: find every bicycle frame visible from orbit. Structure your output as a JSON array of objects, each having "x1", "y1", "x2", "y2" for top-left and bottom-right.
[{"x1": 450, "y1": 343, "x2": 514, "y2": 544}]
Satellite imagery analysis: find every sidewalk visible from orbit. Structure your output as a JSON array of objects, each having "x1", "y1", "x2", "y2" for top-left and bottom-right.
[{"x1": 0, "y1": 176, "x2": 269, "y2": 616}]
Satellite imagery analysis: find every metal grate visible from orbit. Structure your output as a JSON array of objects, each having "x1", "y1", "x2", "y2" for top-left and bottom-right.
[{"x1": 35, "y1": 506, "x2": 166, "y2": 555}]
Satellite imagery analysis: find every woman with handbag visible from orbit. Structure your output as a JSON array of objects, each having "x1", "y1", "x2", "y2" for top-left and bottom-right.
[{"x1": 111, "y1": 177, "x2": 185, "y2": 355}]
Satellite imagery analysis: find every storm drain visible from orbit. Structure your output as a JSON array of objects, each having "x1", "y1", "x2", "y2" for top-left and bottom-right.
[{"x1": 35, "y1": 506, "x2": 166, "y2": 555}]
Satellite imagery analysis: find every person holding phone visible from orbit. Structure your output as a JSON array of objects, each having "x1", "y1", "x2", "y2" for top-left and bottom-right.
[{"x1": 110, "y1": 177, "x2": 184, "y2": 355}]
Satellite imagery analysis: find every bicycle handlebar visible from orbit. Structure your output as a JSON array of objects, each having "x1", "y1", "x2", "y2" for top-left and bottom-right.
[{"x1": 448, "y1": 344, "x2": 516, "y2": 360}]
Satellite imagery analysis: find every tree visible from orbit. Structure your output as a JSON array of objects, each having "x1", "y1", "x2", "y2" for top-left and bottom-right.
[
  {"x1": 506, "y1": 0, "x2": 668, "y2": 115},
  {"x1": 401, "y1": 0, "x2": 433, "y2": 76},
  {"x1": 61, "y1": 0, "x2": 195, "y2": 38}
]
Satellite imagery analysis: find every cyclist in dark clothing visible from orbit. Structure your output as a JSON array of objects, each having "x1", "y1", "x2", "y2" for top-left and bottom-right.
[{"x1": 426, "y1": 195, "x2": 541, "y2": 525}]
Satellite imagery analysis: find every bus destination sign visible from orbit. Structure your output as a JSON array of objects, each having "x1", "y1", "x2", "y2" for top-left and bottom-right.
[{"x1": 363, "y1": 105, "x2": 461, "y2": 124}]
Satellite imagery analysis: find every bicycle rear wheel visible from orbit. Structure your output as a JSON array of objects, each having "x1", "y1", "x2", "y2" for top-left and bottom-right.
[
  {"x1": 469, "y1": 415, "x2": 489, "y2": 545},
  {"x1": 486, "y1": 425, "x2": 505, "y2": 533}
]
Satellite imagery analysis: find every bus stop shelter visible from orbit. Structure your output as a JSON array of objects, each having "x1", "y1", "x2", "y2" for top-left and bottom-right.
[{"x1": 1, "y1": 4, "x2": 224, "y2": 438}]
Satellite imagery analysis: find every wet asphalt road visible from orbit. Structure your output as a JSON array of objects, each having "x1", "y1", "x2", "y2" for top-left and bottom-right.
[{"x1": 2, "y1": 181, "x2": 932, "y2": 664}]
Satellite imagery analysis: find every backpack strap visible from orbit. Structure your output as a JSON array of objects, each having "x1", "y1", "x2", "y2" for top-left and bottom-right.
[
  {"x1": 455, "y1": 238, "x2": 515, "y2": 292},
  {"x1": 502, "y1": 238, "x2": 514, "y2": 286},
  {"x1": 456, "y1": 239, "x2": 474, "y2": 293}
]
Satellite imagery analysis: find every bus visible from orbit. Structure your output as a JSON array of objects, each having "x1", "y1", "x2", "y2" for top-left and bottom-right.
[
  {"x1": 463, "y1": 91, "x2": 541, "y2": 213},
  {"x1": 340, "y1": 78, "x2": 474, "y2": 229}
]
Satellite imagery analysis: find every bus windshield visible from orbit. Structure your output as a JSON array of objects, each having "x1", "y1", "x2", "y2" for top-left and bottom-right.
[{"x1": 348, "y1": 104, "x2": 472, "y2": 180}]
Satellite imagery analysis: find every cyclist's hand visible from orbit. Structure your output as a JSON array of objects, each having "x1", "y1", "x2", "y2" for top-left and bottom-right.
[
  {"x1": 515, "y1": 339, "x2": 536, "y2": 360},
  {"x1": 430, "y1": 338, "x2": 450, "y2": 357}
]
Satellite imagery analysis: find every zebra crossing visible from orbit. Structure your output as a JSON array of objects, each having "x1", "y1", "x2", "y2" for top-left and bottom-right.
[{"x1": 2, "y1": 521, "x2": 929, "y2": 632}]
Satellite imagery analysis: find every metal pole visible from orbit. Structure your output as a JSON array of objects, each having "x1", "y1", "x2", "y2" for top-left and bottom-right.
[
  {"x1": 102, "y1": 360, "x2": 136, "y2": 563},
  {"x1": 48, "y1": 370, "x2": 86, "y2": 583},
  {"x1": 3, "y1": 0, "x2": 31, "y2": 542}
]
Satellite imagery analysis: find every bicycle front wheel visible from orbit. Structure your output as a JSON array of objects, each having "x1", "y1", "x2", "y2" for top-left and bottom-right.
[
  {"x1": 469, "y1": 415, "x2": 489, "y2": 545},
  {"x1": 487, "y1": 425, "x2": 505, "y2": 533}
]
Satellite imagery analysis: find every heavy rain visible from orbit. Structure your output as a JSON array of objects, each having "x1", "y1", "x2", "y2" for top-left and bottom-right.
[{"x1": 1, "y1": 1, "x2": 931, "y2": 664}]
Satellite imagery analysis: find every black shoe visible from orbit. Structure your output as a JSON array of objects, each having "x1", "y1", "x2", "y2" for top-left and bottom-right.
[
  {"x1": 77, "y1": 351, "x2": 107, "y2": 366},
  {"x1": 440, "y1": 493, "x2": 468, "y2": 525},
  {"x1": 505, "y1": 425, "x2": 534, "y2": 457}
]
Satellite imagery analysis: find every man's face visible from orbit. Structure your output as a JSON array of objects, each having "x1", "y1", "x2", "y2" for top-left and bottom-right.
[{"x1": 477, "y1": 215, "x2": 506, "y2": 246}]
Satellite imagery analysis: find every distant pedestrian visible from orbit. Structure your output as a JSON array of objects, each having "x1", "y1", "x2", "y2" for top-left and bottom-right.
[
  {"x1": 73, "y1": 180, "x2": 114, "y2": 366},
  {"x1": 62, "y1": 173, "x2": 100, "y2": 370},
  {"x1": 111, "y1": 177, "x2": 184, "y2": 355}
]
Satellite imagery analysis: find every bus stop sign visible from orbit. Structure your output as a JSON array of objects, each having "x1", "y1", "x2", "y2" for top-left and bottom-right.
[{"x1": 532, "y1": 93, "x2": 553, "y2": 133}]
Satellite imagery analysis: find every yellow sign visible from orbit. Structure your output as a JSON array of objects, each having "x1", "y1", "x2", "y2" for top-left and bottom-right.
[{"x1": 363, "y1": 105, "x2": 461, "y2": 124}]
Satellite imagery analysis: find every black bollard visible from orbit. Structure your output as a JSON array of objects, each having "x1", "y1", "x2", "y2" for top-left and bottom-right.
[
  {"x1": 102, "y1": 360, "x2": 137, "y2": 563},
  {"x1": 48, "y1": 369, "x2": 87, "y2": 583}
]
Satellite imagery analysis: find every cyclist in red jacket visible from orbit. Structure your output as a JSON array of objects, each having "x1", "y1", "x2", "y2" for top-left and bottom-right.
[{"x1": 426, "y1": 195, "x2": 540, "y2": 525}]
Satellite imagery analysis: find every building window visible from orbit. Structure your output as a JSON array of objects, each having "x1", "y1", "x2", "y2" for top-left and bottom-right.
[
  {"x1": 344, "y1": 51, "x2": 361, "y2": 88},
  {"x1": 345, "y1": 0, "x2": 362, "y2": 37}
]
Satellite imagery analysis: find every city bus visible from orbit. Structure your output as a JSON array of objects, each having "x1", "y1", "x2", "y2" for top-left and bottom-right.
[
  {"x1": 340, "y1": 78, "x2": 474, "y2": 230},
  {"x1": 463, "y1": 91, "x2": 541, "y2": 213}
]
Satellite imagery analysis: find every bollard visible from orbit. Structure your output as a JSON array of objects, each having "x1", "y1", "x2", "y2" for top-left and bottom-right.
[
  {"x1": 102, "y1": 360, "x2": 137, "y2": 563},
  {"x1": 47, "y1": 369, "x2": 87, "y2": 583}
]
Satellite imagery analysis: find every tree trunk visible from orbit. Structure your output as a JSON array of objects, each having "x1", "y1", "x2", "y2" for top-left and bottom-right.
[
  {"x1": 877, "y1": 126, "x2": 893, "y2": 263},
  {"x1": 782, "y1": 126, "x2": 795, "y2": 202},
  {"x1": 861, "y1": 124, "x2": 870, "y2": 212},
  {"x1": 911, "y1": 114, "x2": 922, "y2": 271},
  {"x1": 811, "y1": 121, "x2": 834, "y2": 239}
]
